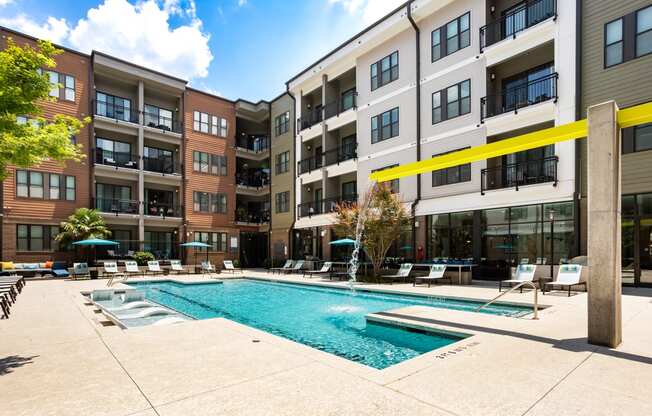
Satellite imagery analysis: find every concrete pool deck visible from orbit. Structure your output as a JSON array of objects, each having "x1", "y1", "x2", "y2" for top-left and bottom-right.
[{"x1": 1, "y1": 271, "x2": 651, "y2": 415}]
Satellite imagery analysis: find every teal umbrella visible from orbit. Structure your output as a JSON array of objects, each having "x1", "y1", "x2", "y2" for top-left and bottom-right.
[
  {"x1": 329, "y1": 238, "x2": 356, "y2": 246},
  {"x1": 72, "y1": 238, "x2": 120, "y2": 265},
  {"x1": 180, "y1": 241, "x2": 212, "y2": 264}
]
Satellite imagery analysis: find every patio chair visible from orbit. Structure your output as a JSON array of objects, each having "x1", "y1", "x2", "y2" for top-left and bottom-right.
[
  {"x1": 103, "y1": 261, "x2": 125, "y2": 287},
  {"x1": 520, "y1": 258, "x2": 530, "y2": 265},
  {"x1": 72, "y1": 263, "x2": 91, "y2": 280},
  {"x1": 281, "y1": 260, "x2": 304, "y2": 274},
  {"x1": 0, "y1": 283, "x2": 18, "y2": 302},
  {"x1": 124, "y1": 261, "x2": 141, "y2": 278},
  {"x1": 223, "y1": 260, "x2": 242, "y2": 274},
  {"x1": 0, "y1": 292, "x2": 10, "y2": 319},
  {"x1": 270, "y1": 260, "x2": 293, "y2": 274},
  {"x1": 146, "y1": 261, "x2": 164, "y2": 277},
  {"x1": 499, "y1": 264, "x2": 537, "y2": 292},
  {"x1": 384, "y1": 263, "x2": 413, "y2": 284},
  {"x1": 304, "y1": 262, "x2": 332, "y2": 279},
  {"x1": 536, "y1": 257, "x2": 547, "y2": 265},
  {"x1": 543, "y1": 265, "x2": 586, "y2": 296},
  {"x1": 169, "y1": 260, "x2": 185, "y2": 274},
  {"x1": 200, "y1": 261, "x2": 217, "y2": 277},
  {"x1": 413, "y1": 265, "x2": 449, "y2": 287},
  {"x1": 0, "y1": 276, "x2": 25, "y2": 292}
]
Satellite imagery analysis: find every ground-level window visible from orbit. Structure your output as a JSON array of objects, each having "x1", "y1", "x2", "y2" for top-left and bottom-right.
[
  {"x1": 16, "y1": 224, "x2": 59, "y2": 252},
  {"x1": 195, "y1": 231, "x2": 228, "y2": 252}
]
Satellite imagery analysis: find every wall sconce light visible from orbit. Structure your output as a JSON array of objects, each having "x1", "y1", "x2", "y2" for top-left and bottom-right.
[
  {"x1": 490, "y1": 5, "x2": 496, "y2": 13},
  {"x1": 306, "y1": 187, "x2": 312, "y2": 192},
  {"x1": 490, "y1": 73, "x2": 496, "y2": 81},
  {"x1": 306, "y1": 145, "x2": 312, "y2": 151},
  {"x1": 414, "y1": 221, "x2": 419, "y2": 228},
  {"x1": 320, "y1": 230, "x2": 327, "y2": 237}
]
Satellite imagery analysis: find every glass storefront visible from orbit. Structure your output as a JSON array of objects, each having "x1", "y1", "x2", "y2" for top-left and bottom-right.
[
  {"x1": 622, "y1": 193, "x2": 652, "y2": 286},
  {"x1": 427, "y1": 211, "x2": 473, "y2": 260}
]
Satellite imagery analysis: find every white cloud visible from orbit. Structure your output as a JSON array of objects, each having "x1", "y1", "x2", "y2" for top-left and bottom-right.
[
  {"x1": 328, "y1": 0, "x2": 405, "y2": 24},
  {"x1": 0, "y1": 0, "x2": 14, "y2": 7},
  {"x1": 237, "y1": 0, "x2": 247, "y2": 6},
  {"x1": 0, "y1": 0, "x2": 213, "y2": 81}
]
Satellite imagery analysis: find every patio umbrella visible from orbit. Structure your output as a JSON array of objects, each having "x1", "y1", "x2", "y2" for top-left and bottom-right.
[
  {"x1": 72, "y1": 238, "x2": 120, "y2": 265},
  {"x1": 329, "y1": 238, "x2": 356, "y2": 246},
  {"x1": 180, "y1": 241, "x2": 212, "y2": 265}
]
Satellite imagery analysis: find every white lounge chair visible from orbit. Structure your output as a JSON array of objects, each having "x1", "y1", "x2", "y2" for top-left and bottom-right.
[
  {"x1": 499, "y1": 264, "x2": 537, "y2": 292},
  {"x1": 414, "y1": 265, "x2": 449, "y2": 287},
  {"x1": 170, "y1": 260, "x2": 185, "y2": 274},
  {"x1": 304, "y1": 262, "x2": 332, "y2": 278},
  {"x1": 103, "y1": 261, "x2": 125, "y2": 287},
  {"x1": 72, "y1": 262, "x2": 90, "y2": 280},
  {"x1": 124, "y1": 261, "x2": 141, "y2": 278},
  {"x1": 384, "y1": 263, "x2": 413, "y2": 284},
  {"x1": 201, "y1": 261, "x2": 217, "y2": 277},
  {"x1": 543, "y1": 265, "x2": 586, "y2": 296},
  {"x1": 270, "y1": 260, "x2": 293, "y2": 274},
  {"x1": 281, "y1": 260, "x2": 304, "y2": 274},
  {"x1": 146, "y1": 261, "x2": 164, "y2": 277},
  {"x1": 223, "y1": 260, "x2": 242, "y2": 274}
]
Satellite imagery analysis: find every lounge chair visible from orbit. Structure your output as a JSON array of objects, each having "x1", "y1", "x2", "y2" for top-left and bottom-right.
[
  {"x1": 0, "y1": 292, "x2": 10, "y2": 318},
  {"x1": 146, "y1": 261, "x2": 164, "y2": 277},
  {"x1": 170, "y1": 260, "x2": 185, "y2": 274},
  {"x1": 0, "y1": 284, "x2": 18, "y2": 302},
  {"x1": 223, "y1": 260, "x2": 242, "y2": 274},
  {"x1": 414, "y1": 265, "x2": 449, "y2": 287},
  {"x1": 383, "y1": 263, "x2": 413, "y2": 284},
  {"x1": 499, "y1": 264, "x2": 537, "y2": 292},
  {"x1": 201, "y1": 261, "x2": 217, "y2": 277},
  {"x1": 124, "y1": 261, "x2": 141, "y2": 278},
  {"x1": 103, "y1": 261, "x2": 125, "y2": 287},
  {"x1": 72, "y1": 263, "x2": 91, "y2": 280},
  {"x1": 270, "y1": 260, "x2": 293, "y2": 274},
  {"x1": 304, "y1": 262, "x2": 332, "y2": 278},
  {"x1": 543, "y1": 265, "x2": 586, "y2": 296},
  {"x1": 0, "y1": 276, "x2": 25, "y2": 292},
  {"x1": 520, "y1": 258, "x2": 530, "y2": 265},
  {"x1": 281, "y1": 260, "x2": 304, "y2": 274}
]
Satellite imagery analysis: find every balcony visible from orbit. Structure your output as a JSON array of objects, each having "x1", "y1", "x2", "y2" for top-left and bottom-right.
[
  {"x1": 93, "y1": 198, "x2": 139, "y2": 215},
  {"x1": 324, "y1": 142, "x2": 357, "y2": 166},
  {"x1": 144, "y1": 203, "x2": 183, "y2": 218},
  {"x1": 298, "y1": 154, "x2": 323, "y2": 175},
  {"x1": 481, "y1": 156, "x2": 558, "y2": 194},
  {"x1": 324, "y1": 91, "x2": 357, "y2": 120},
  {"x1": 236, "y1": 135, "x2": 269, "y2": 153},
  {"x1": 93, "y1": 148, "x2": 139, "y2": 170},
  {"x1": 142, "y1": 156, "x2": 181, "y2": 175},
  {"x1": 299, "y1": 107, "x2": 323, "y2": 131},
  {"x1": 481, "y1": 72, "x2": 558, "y2": 122},
  {"x1": 143, "y1": 109, "x2": 181, "y2": 133},
  {"x1": 297, "y1": 195, "x2": 357, "y2": 219},
  {"x1": 480, "y1": 0, "x2": 557, "y2": 52},
  {"x1": 236, "y1": 171, "x2": 270, "y2": 188},
  {"x1": 235, "y1": 209, "x2": 270, "y2": 225},
  {"x1": 93, "y1": 100, "x2": 139, "y2": 124}
]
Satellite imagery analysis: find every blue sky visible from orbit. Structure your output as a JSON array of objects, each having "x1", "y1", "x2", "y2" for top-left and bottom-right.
[{"x1": 0, "y1": 0, "x2": 404, "y2": 101}]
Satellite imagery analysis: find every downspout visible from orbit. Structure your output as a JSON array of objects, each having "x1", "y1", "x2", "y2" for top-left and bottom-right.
[
  {"x1": 267, "y1": 102, "x2": 273, "y2": 266},
  {"x1": 407, "y1": 1, "x2": 421, "y2": 261},
  {"x1": 286, "y1": 86, "x2": 297, "y2": 261},
  {"x1": 573, "y1": 0, "x2": 582, "y2": 256}
]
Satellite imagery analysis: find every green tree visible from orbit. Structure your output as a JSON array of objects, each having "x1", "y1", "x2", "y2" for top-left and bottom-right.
[
  {"x1": 0, "y1": 38, "x2": 87, "y2": 180},
  {"x1": 335, "y1": 183, "x2": 411, "y2": 280},
  {"x1": 56, "y1": 208, "x2": 111, "y2": 247}
]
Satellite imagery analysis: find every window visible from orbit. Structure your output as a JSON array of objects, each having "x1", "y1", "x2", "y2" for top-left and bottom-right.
[
  {"x1": 193, "y1": 151, "x2": 227, "y2": 175},
  {"x1": 211, "y1": 154, "x2": 228, "y2": 176},
  {"x1": 193, "y1": 192, "x2": 226, "y2": 213},
  {"x1": 623, "y1": 123, "x2": 652, "y2": 153},
  {"x1": 275, "y1": 112, "x2": 290, "y2": 136},
  {"x1": 64, "y1": 75, "x2": 75, "y2": 101},
  {"x1": 605, "y1": 19, "x2": 624, "y2": 67},
  {"x1": 276, "y1": 151, "x2": 290, "y2": 174},
  {"x1": 194, "y1": 111, "x2": 227, "y2": 137},
  {"x1": 96, "y1": 92, "x2": 131, "y2": 121},
  {"x1": 195, "y1": 232, "x2": 228, "y2": 252},
  {"x1": 65, "y1": 176, "x2": 76, "y2": 201},
  {"x1": 194, "y1": 192, "x2": 210, "y2": 212},
  {"x1": 432, "y1": 12, "x2": 470, "y2": 62},
  {"x1": 144, "y1": 104, "x2": 173, "y2": 130},
  {"x1": 212, "y1": 193, "x2": 227, "y2": 214},
  {"x1": 370, "y1": 51, "x2": 399, "y2": 91},
  {"x1": 371, "y1": 107, "x2": 399, "y2": 143},
  {"x1": 16, "y1": 170, "x2": 43, "y2": 198},
  {"x1": 432, "y1": 148, "x2": 471, "y2": 186},
  {"x1": 372, "y1": 165, "x2": 399, "y2": 194},
  {"x1": 193, "y1": 151, "x2": 209, "y2": 173},
  {"x1": 637, "y1": 5, "x2": 652, "y2": 57},
  {"x1": 16, "y1": 224, "x2": 59, "y2": 252},
  {"x1": 276, "y1": 191, "x2": 290, "y2": 213},
  {"x1": 49, "y1": 174, "x2": 60, "y2": 200},
  {"x1": 17, "y1": 170, "x2": 75, "y2": 200},
  {"x1": 432, "y1": 79, "x2": 471, "y2": 124}
]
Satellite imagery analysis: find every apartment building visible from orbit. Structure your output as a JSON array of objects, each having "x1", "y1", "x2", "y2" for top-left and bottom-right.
[
  {"x1": 288, "y1": 0, "x2": 578, "y2": 279},
  {"x1": 580, "y1": 0, "x2": 652, "y2": 286}
]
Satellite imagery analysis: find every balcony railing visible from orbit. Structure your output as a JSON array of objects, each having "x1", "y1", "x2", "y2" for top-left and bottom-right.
[
  {"x1": 236, "y1": 171, "x2": 270, "y2": 188},
  {"x1": 93, "y1": 198, "x2": 140, "y2": 215},
  {"x1": 142, "y1": 156, "x2": 181, "y2": 175},
  {"x1": 144, "y1": 203, "x2": 183, "y2": 218},
  {"x1": 236, "y1": 135, "x2": 269, "y2": 153},
  {"x1": 93, "y1": 148, "x2": 139, "y2": 169},
  {"x1": 143, "y1": 111, "x2": 181, "y2": 133},
  {"x1": 479, "y1": 0, "x2": 556, "y2": 52},
  {"x1": 481, "y1": 156, "x2": 558, "y2": 195},
  {"x1": 481, "y1": 72, "x2": 558, "y2": 122},
  {"x1": 297, "y1": 154, "x2": 323, "y2": 175},
  {"x1": 324, "y1": 142, "x2": 357, "y2": 166},
  {"x1": 93, "y1": 100, "x2": 139, "y2": 123},
  {"x1": 298, "y1": 107, "x2": 323, "y2": 131},
  {"x1": 324, "y1": 91, "x2": 357, "y2": 119},
  {"x1": 297, "y1": 194, "x2": 357, "y2": 218},
  {"x1": 235, "y1": 209, "x2": 270, "y2": 224}
]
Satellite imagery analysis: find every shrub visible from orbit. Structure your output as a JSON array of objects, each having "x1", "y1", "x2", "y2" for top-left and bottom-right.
[{"x1": 133, "y1": 251, "x2": 155, "y2": 266}]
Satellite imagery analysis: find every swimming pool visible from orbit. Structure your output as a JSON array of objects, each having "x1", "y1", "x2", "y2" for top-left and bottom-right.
[{"x1": 128, "y1": 279, "x2": 531, "y2": 369}]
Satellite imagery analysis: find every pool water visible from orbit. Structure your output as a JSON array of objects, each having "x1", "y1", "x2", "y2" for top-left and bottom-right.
[{"x1": 128, "y1": 279, "x2": 531, "y2": 369}]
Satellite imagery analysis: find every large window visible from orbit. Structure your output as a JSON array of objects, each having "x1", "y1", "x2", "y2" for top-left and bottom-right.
[
  {"x1": 276, "y1": 151, "x2": 290, "y2": 174},
  {"x1": 15, "y1": 170, "x2": 73, "y2": 200},
  {"x1": 144, "y1": 104, "x2": 173, "y2": 130},
  {"x1": 605, "y1": 6, "x2": 652, "y2": 67},
  {"x1": 96, "y1": 92, "x2": 131, "y2": 121},
  {"x1": 193, "y1": 192, "x2": 227, "y2": 214},
  {"x1": 274, "y1": 112, "x2": 290, "y2": 136},
  {"x1": 372, "y1": 165, "x2": 399, "y2": 194},
  {"x1": 16, "y1": 224, "x2": 59, "y2": 252},
  {"x1": 637, "y1": 5, "x2": 652, "y2": 57},
  {"x1": 432, "y1": 79, "x2": 471, "y2": 124},
  {"x1": 432, "y1": 148, "x2": 471, "y2": 186},
  {"x1": 41, "y1": 70, "x2": 75, "y2": 101},
  {"x1": 195, "y1": 231, "x2": 228, "y2": 252},
  {"x1": 371, "y1": 107, "x2": 399, "y2": 143},
  {"x1": 370, "y1": 51, "x2": 399, "y2": 91},
  {"x1": 275, "y1": 191, "x2": 290, "y2": 213},
  {"x1": 432, "y1": 12, "x2": 470, "y2": 62},
  {"x1": 193, "y1": 151, "x2": 227, "y2": 175},
  {"x1": 193, "y1": 111, "x2": 228, "y2": 137},
  {"x1": 428, "y1": 211, "x2": 474, "y2": 260},
  {"x1": 623, "y1": 123, "x2": 652, "y2": 153}
]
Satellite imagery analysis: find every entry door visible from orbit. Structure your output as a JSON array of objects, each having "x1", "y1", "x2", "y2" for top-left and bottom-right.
[
  {"x1": 622, "y1": 217, "x2": 652, "y2": 286},
  {"x1": 314, "y1": 188, "x2": 323, "y2": 214},
  {"x1": 640, "y1": 218, "x2": 652, "y2": 285}
]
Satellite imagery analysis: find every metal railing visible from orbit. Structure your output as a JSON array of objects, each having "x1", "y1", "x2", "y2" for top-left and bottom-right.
[
  {"x1": 481, "y1": 156, "x2": 558, "y2": 195},
  {"x1": 324, "y1": 142, "x2": 357, "y2": 166},
  {"x1": 481, "y1": 72, "x2": 558, "y2": 122},
  {"x1": 93, "y1": 100, "x2": 139, "y2": 123},
  {"x1": 324, "y1": 91, "x2": 357, "y2": 119},
  {"x1": 236, "y1": 135, "x2": 269, "y2": 153},
  {"x1": 93, "y1": 148, "x2": 139, "y2": 169},
  {"x1": 479, "y1": 0, "x2": 556, "y2": 52},
  {"x1": 143, "y1": 111, "x2": 181, "y2": 133},
  {"x1": 236, "y1": 171, "x2": 270, "y2": 188},
  {"x1": 297, "y1": 194, "x2": 357, "y2": 218},
  {"x1": 142, "y1": 156, "x2": 181, "y2": 175},
  {"x1": 93, "y1": 198, "x2": 139, "y2": 215},
  {"x1": 235, "y1": 209, "x2": 270, "y2": 224},
  {"x1": 475, "y1": 281, "x2": 539, "y2": 319},
  {"x1": 144, "y1": 203, "x2": 183, "y2": 218},
  {"x1": 298, "y1": 107, "x2": 323, "y2": 131},
  {"x1": 297, "y1": 154, "x2": 323, "y2": 175}
]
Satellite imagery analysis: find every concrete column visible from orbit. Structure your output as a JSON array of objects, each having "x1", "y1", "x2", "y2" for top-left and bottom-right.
[
  {"x1": 137, "y1": 80, "x2": 145, "y2": 250},
  {"x1": 587, "y1": 100, "x2": 622, "y2": 348}
]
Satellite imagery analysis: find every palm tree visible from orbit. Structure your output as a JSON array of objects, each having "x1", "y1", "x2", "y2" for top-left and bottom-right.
[{"x1": 56, "y1": 208, "x2": 111, "y2": 247}]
